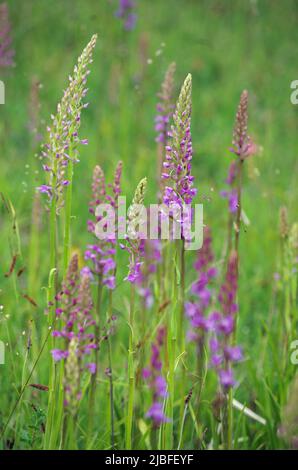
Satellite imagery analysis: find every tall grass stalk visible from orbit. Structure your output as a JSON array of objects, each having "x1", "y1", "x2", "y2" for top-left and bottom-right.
[
  {"x1": 63, "y1": 158, "x2": 74, "y2": 275},
  {"x1": 165, "y1": 241, "x2": 179, "y2": 449},
  {"x1": 107, "y1": 289, "x2": 115, "y2": 449},
  {"x1": 224, "y1": 90, "x2": 250, "y2": 449},
  {"x1": 87, "y1": 275, "x2": 103, "y2": 440},
  {"x1": 43, "y1": 192, "x2": 58, "y2": 449},
  {"x1": 125, "y1": 283, "x2": 135, "y2": 449}
]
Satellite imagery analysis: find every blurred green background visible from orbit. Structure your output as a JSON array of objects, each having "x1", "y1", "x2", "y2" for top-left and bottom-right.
[
  {"x1": 0, "y1": 0, "x2": 298, "y2": 447},
  {"x1": 1, "y1": 0, "x2": 297, "y2": 330}
]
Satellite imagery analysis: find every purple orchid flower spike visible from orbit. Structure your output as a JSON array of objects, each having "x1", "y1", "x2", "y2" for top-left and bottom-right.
[
  {"x1": 143, "y1": 326, "x2": 170, "y2": 427},
  {"x1": 115, "y1": 0, "x2": 137, "y2": 31}
]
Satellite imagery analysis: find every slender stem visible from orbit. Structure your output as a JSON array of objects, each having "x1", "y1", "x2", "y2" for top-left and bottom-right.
[
  {"x1": 28, "y1": 195, "x2": 40, "y2": 300},
  {"x1": 178, "y1": 402, "x2": 188, "y2": 450},
  {"x1": 107, "y1": 289, "x2": 115, "y2": 449},
  {"x1": 227, "y1": 389, "x2": 233, "y2": 449},
  {"x1": 224, "y1": 157, "x2": 244, "y2": 449},
  {"x1": 125, "y1": 283, "x2": 135, "y2": 449},
  {"x1": 64, "y1": 413, "x2": 77, "y2": 450},
  {"x1": 165, "y1": 242, "x2": 178, "y2": 449},
  {"x1": 180, "y1": 239, "x2": 185, "y2": 351},
  {"x1": 44, "y1": 193, "x2": 58, "y2": 449},
  {"x1": 63, "y1": 159, "x2": 74, "y2": 275},
  {"x1": 235, "y1": 159, "x2": 243, "y2": 261},
  {"x1": 87, "y1": 275, "x2": 103, "y2": 439},
  {"x1": 178, "y1": 240, "x2": 187, "y2": 439},
  {"x1": 1, "y1": 323, "x2": 54, "y2": 441},
  {"x1": 194, "y1": 339, "x2": 205, "y2": 430}
]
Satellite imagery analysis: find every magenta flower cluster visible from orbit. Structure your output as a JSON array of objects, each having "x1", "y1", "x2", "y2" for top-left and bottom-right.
[
  {"x1": 122, "y1": 230, "x2": 161, "y2": 294},
  {"x1": 162, "y1": 78, "x2": 197, "y2": 207},
  {"x1": 185, "y1": 230, "x2": 243, "y2": 390},
  {"x1": 51, "y1": 254, "x2": 96, "y2": 375},
  {"x1": 136, "y1": 240, "x2": 162, "y2": 308},
  {"x1": 185, "y1": 227, "x2": 217, "y2": 349},
  {"x1": 143, "y1": 326, "x2": 169, "y2": 427},
  {"x1": 122, "y1": 238, "x2": 145, "y2": 284},
  {"x1": 208, "y1": 251, "x2": 242, "y2": 390},
  {"x1": 85, "y1": 162, "x2": 122, "y2": 290},
  {"x1": 115, "y1": 0, "x2": 137, "y2": 31},
  {"x1": 220, "y1": 160, "x2": 238, "y2": 214}
]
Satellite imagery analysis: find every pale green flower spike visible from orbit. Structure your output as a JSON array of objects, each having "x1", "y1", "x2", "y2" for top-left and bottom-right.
[{"x1": 65, "y1": 338, "x2": 80, "y2": 417}]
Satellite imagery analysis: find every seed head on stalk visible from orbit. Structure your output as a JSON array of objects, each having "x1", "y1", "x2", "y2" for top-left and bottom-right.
[
  {"x1": 37, "y1": 34, "x2": 97, "y2": 212},
  {"x1": 231, "y1": 90, "x2": 249, "y2": 159},
  {"x1": 221, "y1": 90, "x2": 256, "y2": 217}
]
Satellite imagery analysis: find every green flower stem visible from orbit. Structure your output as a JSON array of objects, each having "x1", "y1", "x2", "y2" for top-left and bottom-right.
[
  {"x1": 63, "y1": 158, "x2": 74, "y2": 275},
  {"x1": 107, "y1": 290, "x2": 115, "y2": 449},
  {"x1": 65, "y1": 414, "x2": 77, "y2": 450},
  {"x1": 87, "y1": 275, "x2": 103, "y2": 440},
  {"x1": 227, "y1": 388, "x2": 233, "y2": 449},
  {"x1": 125, "y1": 283, "x2": 135, "y2": 450},
  {"x1": 179, "y1": 239, "x2": 185, "y2": 352},
  {"x1": 165, "y1": 242, "x2": 179, "y2": 449},
  {"x1": 44, "y1": 189, "x2": 58, "y2": 449}
]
